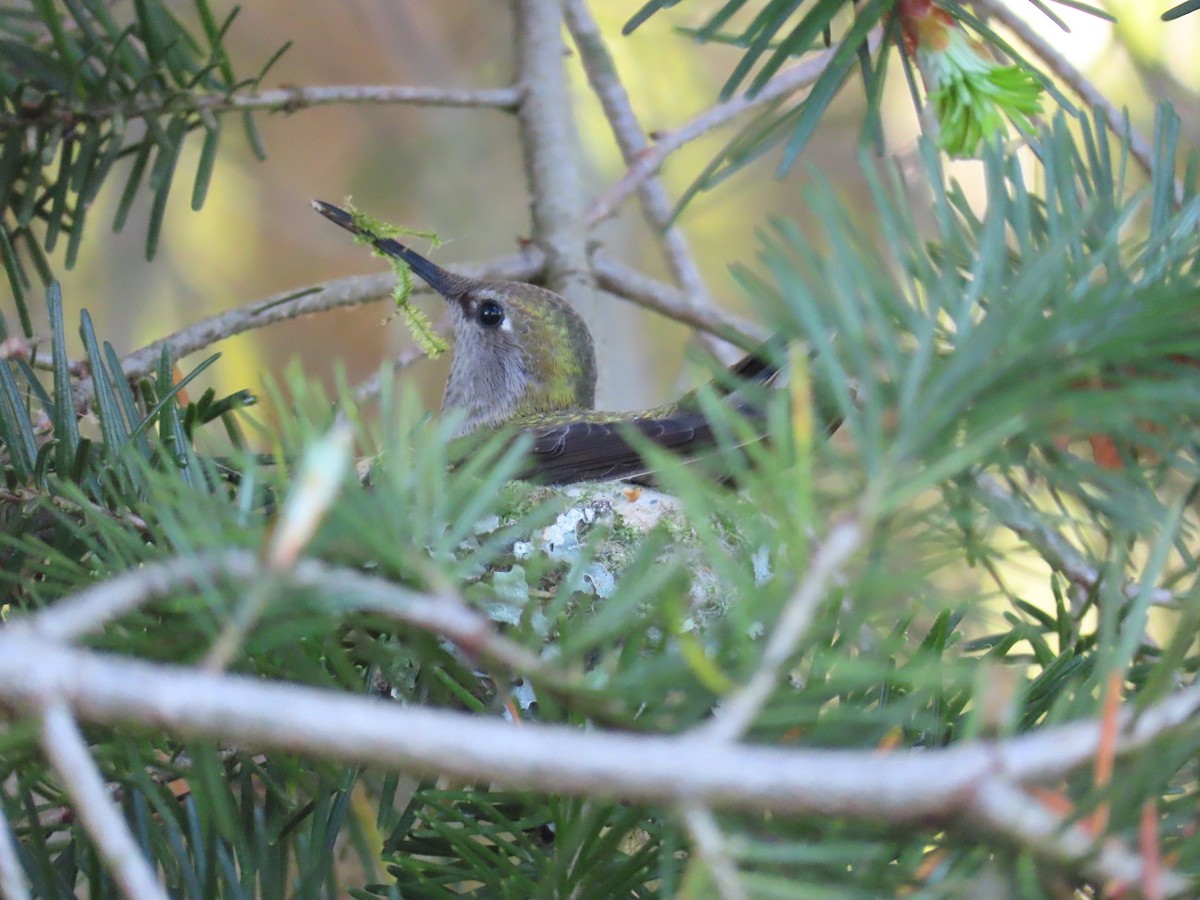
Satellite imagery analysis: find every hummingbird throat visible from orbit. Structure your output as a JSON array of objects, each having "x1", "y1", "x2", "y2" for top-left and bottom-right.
[{"x1": 442, "y1": 333, "x2": 587, "y2": 437}]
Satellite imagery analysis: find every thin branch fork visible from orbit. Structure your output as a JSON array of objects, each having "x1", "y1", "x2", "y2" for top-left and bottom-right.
[
  {"x1": 563, "y1": 0, "x2": 728, "y2": 358},
  {"x1": 26, "y1": 549, "x2": 559, "y2": 683},
  {"x1": 585, "y1": 27, "x2": 885, "y2": 226},
  {"x1": 975, "y1": 475, "x2": 1176, "y2": 608}
]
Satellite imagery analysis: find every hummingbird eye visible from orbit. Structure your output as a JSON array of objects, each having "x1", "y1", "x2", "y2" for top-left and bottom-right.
[{"x1": 477, "y1": 300, "x2": 505, "y2": 329}]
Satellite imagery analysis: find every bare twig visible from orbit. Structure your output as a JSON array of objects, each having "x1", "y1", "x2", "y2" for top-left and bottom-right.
[
  {"x1": 26, "y1": 548, "x2": 553, "y2": 679},
  {"x1": 0, "y1": 636, "x2": 1192, "y2": 823},
  {"x1": 564, "y1": 0, "x2": 730, "y2": 359},
  {"x1": 593, "y1": 252, "x2": 763, "y2": 350},
  {"x1": 0, "y1": 799, "x2": 31, "y2": 900},
  {"x1": 27, "y1": 552, "x2": 239, "y2": 642},
  {"x1": 217, "y1": 84, "x2": 521, "y2": 113},
  {"x1": 970, "y1": 0, "x2": 1178, "y2": 205},
  {"x1": 681, "y1": 805, "x2": 748, "y2": 900},
  {"x1": 28, "y1": 353, "x2": 87, "y2": 377},
  {"x1": 40, "y1": 703, "x2": 169, "y2": 900},
  {"x1": 585, "y1": 29, "x2": 884, "y2": 226},
  {"x1": 0, "y1": 84, "x2": 521, "y2": 130},
  {"x1": 71, "y1": 251, "x2": 542, "y2": 410},
  {"x1": 702, "y1": 520, "x2": 863, "y2": 742},
  {"x1": 974, "y1": 475, "x2": 1175, "y2": 608},
  {"x1": 967, "y1": 779, "x2": 1188, "y2": 896},
  {"x1": 74, "y1": 273, "x2": 388, "y2": 406},
  {"x1": 511, "y1": 0, "x2": 595, "y2": 313}
]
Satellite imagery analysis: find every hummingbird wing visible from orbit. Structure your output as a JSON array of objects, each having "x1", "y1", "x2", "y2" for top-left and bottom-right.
[
  {"x1": 520, "y1": 339, "x2": 793, "y2": 485},
  {"x1": 522, "y1": 413, "x2": 719, "y2": 485}
]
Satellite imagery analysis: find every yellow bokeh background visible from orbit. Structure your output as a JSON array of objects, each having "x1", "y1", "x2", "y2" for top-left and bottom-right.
[{"x1": 34, "y1": 0, "x2": 1196, "y2": 420}]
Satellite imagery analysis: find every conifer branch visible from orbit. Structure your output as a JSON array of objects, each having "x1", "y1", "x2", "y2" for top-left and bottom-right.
[{"x1": 6, "y1": 3, "x2": 1199, "y2": 894}]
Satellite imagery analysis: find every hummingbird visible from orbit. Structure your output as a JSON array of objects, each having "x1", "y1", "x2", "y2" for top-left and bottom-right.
[{"x1": 313, "y1": 200, "x2": 790, "y2": 485}]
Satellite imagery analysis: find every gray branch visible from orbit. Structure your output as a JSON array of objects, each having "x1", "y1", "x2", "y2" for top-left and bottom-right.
[
  {"x1": 511, "y1": 0, "x2": 595, "y2": 313},
  {"x1": 703, "y1": 520, "x2": 863, "y2": 742},
  {"x1": 40, "y1": 703, "x2": 169, "y2": 900},
  {"x1": 28, "y1": 549, "x2": 561, "y2": 681},
  {"x1": 564, "y1": 0, "x2": 730, "y2": 359},
  {"x1": 593, "y1": 252, "x2": 763, "y2": 350},
  {"x1": 968, "y1": 779, "x2": 1188, "y2": 896},
  {"x1": 222, "y1": 84, "x2": 521, "y2": 112},
  {"x1": 0, "y1": 799, "x2": 30, "y2": 900},
  {"x1": 0, "y1": 84, "x2": 521, "y2": 130},
  {"x1": 975, "y1": 475, "x2": 1175, "y2": 608},
  {"x1": 1, "y1": 633, "x2": 1197, "y2": 832}
]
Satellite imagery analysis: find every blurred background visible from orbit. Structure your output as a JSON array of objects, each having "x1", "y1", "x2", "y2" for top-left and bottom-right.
[{"x1": 39, "y1": 1, "x2": 1197, "y2": 428}]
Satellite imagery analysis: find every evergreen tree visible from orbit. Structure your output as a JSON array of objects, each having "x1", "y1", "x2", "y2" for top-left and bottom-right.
[{"x1": 2, "y1": 1, "x2": 1200, "y2": 897}]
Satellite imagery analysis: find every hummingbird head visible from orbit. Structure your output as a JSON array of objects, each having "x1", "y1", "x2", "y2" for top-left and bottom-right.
[
  {"x1": 427, "y1": 273, "x2": 597, "y2": 437},
  {"x1": 313, "y1": 202, "x2": 596, "y2": 437}
]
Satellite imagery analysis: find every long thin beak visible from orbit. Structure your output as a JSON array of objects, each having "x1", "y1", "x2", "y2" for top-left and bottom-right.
[{"x1": 312, "y1": 200, "x2": 462, "y2": 298}]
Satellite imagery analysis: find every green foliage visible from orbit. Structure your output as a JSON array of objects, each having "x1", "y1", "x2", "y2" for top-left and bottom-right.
[
  {"x1": 624, "y1": 0, "x2": 1128, "y2": 213},
  {"x1": 340, "y1": 201, "x2": 450, "y2": 358},
  {"x1": 0, "y1": 0, "x2": 287, "y2": 266},
  {"x1": 745, "y1": 108, "x2": 1200, "y2": 536},
  {"x1": 369, "y1": 790, "x2": 665, "y2": 899}
]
